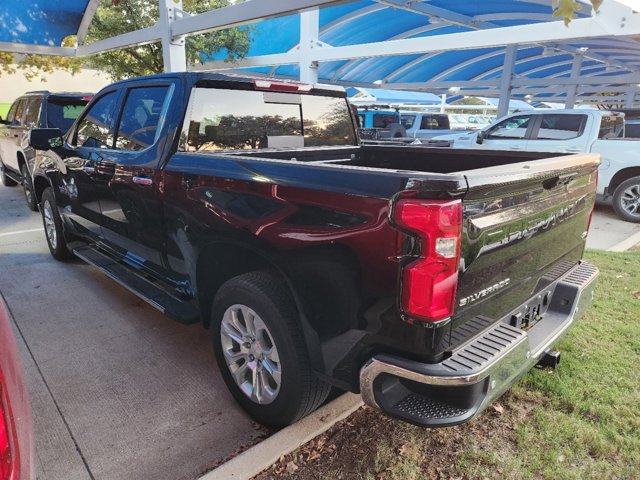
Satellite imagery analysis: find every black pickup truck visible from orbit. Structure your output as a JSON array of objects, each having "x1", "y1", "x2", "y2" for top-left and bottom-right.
[{"x1": 26, "y1": 73, "x2": 599, "y2": 428}]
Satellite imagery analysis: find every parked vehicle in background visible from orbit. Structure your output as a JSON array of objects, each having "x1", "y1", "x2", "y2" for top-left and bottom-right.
[
  {"x1": 0, "y1": 91, "x2": 92, "y2": 211},
  {"x1": 449, "y1": 113, "x2": 493, "y2": 131},
  {"x1": 29, "y1": 73, "x2": 598, "y2": 429},
  {"x1": 0, "y1": 295, "x2": 34, "y2": 480},
  {"x1": 433, "y1": 109, "x2": 640, "y2": 222},
  {"x1": 620, "y1": 118, "x2": 640, "y2": 138},
  {"x1": 356, "y1": 109, "x2": 406, "y2": 139},
  {"x1": 400, "y1": 112, "x2": 463, "y2": 138}
]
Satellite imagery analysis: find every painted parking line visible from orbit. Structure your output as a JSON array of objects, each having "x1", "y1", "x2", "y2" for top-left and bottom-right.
[{"x1": 0, "y1": 227, "x2": 44, "y2": 238}]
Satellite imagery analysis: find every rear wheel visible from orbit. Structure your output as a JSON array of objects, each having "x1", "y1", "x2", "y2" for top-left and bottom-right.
[
  {"x1": 41, "y1": 187, "x2": 72, "y2": 260},
  {"x1": 21, "y1": 164, "x2": 38, "y2": 211},
  {"x1": 210, "y1": 271, "x2": 330, "y2": 427},
  {"x1": 612, "y1": 176, "x2": 640, "y2": 223},
  {"x1": 0, "y1": 160, "x2": 17, "y2": 187}
]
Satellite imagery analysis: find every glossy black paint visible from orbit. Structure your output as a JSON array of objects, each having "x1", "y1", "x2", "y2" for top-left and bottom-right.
[{"x1": 32, "y1": 72, "x2": 598, "y2": 391}]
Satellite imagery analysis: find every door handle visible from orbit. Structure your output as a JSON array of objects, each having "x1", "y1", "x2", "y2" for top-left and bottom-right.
[
  {"x1": 133, "y1": 176, "x2": 153, "y2": 186},
  {"x1": 509, "y1": 146, "x2": 523, "y2": 150},
  {"x1": 82, "y1": 165, "x2": 96, "y2": 173}
]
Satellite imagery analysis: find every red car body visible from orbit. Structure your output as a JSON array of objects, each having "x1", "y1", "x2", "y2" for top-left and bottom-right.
[{"x1": 0, "y1": 296, "x2": 33, "y2": 480}]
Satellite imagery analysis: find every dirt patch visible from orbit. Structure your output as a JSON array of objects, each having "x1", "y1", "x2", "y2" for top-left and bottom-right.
[{"x1": 253, "y1": 388, "x2": 547, "y2": 480}]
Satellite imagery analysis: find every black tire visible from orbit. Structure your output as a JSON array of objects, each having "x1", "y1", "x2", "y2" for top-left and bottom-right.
[
  {"x1": 612, "y1": 176, "x2": 640, "y2": 223},
  {"x1": 210, "y1": 271, "x2": 330, "y2": 427},
  {"x1": 0, "y1": 160, "x2": 17, "y2": 187},
  {"x1": 41, "y1": 187, "x2": 73, "y2": 260},
  {"x1": 21, "y1": 164, "x2": 38, "y2": 211}
]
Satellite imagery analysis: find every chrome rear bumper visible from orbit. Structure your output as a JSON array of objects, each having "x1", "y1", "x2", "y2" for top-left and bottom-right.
[{"x1": 359, "y1": 261, "x2": 598, "y2": 427}]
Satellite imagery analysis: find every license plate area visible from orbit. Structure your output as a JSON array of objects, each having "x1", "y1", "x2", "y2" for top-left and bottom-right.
[{"x1": 508, "y1": 289, "x2": 553, "y2": 331}]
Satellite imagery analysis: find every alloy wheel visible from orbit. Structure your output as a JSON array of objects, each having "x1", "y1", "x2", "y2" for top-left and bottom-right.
[
  {"x1": 220, "y1": 304, "x2": 282, "y2": 405},
  {"x1": 620, "y1": 182, "x2": 640, "y2": 219},
  {"x1": 43, "y1": 200, "x2": 57, "y2": 249}
]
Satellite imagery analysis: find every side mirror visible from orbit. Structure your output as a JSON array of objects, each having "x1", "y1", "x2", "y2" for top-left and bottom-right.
[
  {"x1": 0, "y1": 117, "x2": 5, "y2": 125},
  {"x1": 29, "y1": 128, "x2": 63, "y2": 150},
  {"x1": 476, "y1": 131, "x2": 485, "y2": 144}
]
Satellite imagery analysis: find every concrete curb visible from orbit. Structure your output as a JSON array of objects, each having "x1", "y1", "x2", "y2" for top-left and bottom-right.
[
  {"x1": 607, "y1": 230, "x2": 640, "y2": 252},
  {"x1": 198, "y1": 393, "x2": 364, "y2": 480}
]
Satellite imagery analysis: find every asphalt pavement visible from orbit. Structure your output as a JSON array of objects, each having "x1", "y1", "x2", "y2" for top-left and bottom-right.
[
  {"x1": 0, "y1": 183, "x2": 637, "y2": 480},
  {"x1": 0, "y1": 185, "x2": 267, "y2": 480}
]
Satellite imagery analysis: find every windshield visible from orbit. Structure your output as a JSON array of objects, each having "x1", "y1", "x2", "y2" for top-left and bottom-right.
[
  {"x1": 182, "y1": 88, "x2": 356, "y2": 151},
  {"x1": 47, "y1": 97, "x2": 89, "y2": 132}
]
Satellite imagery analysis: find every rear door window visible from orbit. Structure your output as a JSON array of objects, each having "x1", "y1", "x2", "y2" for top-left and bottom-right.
[
  {"x1": 536, "y1": 114, "x2": 587, "y2": 140},
  {"x1": 74, "y1": 91, "x2": 118, "y2": 148},
  {"x1": 24, "y1": 97, "x2": 42, "y2": 126},
  {"x1": 13, "y1": 99, "x2": 27, "y2": 126},
  {"x1": 47, "y1": 97, "x2": 90, "y2": 132},
  {"x1": 115, "y1": 86, "x2": 170, "y2": 151},
  {"x1": 485, "y1": 115, "x2": 532, "y2": 140},
  {"x1": 598, "y1": 115, "x2": 624, "y2": 139}
]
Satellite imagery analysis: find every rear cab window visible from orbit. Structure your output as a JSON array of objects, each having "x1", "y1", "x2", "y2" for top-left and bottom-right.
[
  {"x1": 47, "y1": 96, "x2": 91, "y2": 132},
  {"x1": 535, "y1": 114, "x2": 587, "y2": 140},
  {"x1": 181, "y1": 88, "x2": 356, "y2": 152}
]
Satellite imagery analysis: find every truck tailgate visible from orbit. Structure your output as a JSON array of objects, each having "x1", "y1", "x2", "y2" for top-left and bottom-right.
[{"x1": 451, "y1": 153, "x2": 599, "y2": 344}]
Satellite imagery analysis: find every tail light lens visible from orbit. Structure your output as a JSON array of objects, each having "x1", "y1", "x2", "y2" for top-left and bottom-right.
[
  {"x1": 0, "y1": 385, "x2": 13, "y2": 480},
  {"x1": 393, "y1": 199, "x2": 462, "y2": 323}
]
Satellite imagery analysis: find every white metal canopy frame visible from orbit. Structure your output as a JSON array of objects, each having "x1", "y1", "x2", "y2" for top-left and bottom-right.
[{"x1": 1, "y1": 0, "x2": 640, "y2": 114}]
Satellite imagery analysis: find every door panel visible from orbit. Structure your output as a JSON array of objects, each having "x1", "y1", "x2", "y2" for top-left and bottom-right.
[
  {"x1": 96, "y1": 84, "x2": 172, "y2": 276},
  {"x1": 481, "y1": 114, "x2": 534, "y2": 151},
  {"x1": 58, "y1": 90, "x2": 120, "y2": 239}
]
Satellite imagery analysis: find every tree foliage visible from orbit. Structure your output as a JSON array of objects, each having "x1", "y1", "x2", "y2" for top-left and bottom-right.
[{"x1": 84, "y1": 0, "x2": 252, "y2": 81}]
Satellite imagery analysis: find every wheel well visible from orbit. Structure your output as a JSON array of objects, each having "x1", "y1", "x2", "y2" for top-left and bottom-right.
[
  {"x1": 196, "y1": 244, "x2": 273, "y2": 329},
  {"x1": 608, "y1": 167, "x2": 640, "y2": 195},
  {"x1": 32, "y1": 176, "x2": 50, "y2": 204},
  {"x1": 195, "y1": 243, "x2": 363, "y2": 371},
  {"x1": 16, "y1": 152, "x2": 25, "y2": 171}
]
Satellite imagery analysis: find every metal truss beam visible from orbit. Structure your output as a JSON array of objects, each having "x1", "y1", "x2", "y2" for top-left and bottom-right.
[{"x1": 0, "y1": 42, "x2": 75, "y2": 56}]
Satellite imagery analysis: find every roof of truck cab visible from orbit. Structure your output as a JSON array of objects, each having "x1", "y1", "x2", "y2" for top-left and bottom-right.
[{"x1": 100, "y1": 72, "x2": 347, "y2": 96}]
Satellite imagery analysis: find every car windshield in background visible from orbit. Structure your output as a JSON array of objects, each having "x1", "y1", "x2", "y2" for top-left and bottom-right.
[
  {"x1": 47, "y1": 97, "x2": 89, "y2": 132},
  {"x1": 183, "y1": 89, "x2": 356, "y2": 151}
]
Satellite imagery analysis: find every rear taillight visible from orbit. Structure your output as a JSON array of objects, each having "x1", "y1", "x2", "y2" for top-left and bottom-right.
[
  {"x1": 393, "y1": 199, "x2": 462, "y2": 323},
  {"x1": 0, "y1": 385, "x2": 13, "y2": 480}
]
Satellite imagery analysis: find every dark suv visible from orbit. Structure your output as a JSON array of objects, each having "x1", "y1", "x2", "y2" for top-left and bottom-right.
[{"x1": 0, "y1": 91, "x2": 91, "y2": 210}]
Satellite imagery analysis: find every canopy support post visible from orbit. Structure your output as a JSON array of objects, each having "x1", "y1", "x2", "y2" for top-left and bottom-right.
[
  {"x1": 160, "y1": 0, "x2": 187, "y2": 72},
  {"x1": 564, "y1": 52, "x2": 584, "y2": 109},
  {"x1": 625, "y1": 89, "x2": 636, "y2": 108},
  {"x1": 299, "y1": 9, "x2": 319, "y2": 83},
  {"x1": 497, "y1": 45, "x2": 516, "y2": 118}
]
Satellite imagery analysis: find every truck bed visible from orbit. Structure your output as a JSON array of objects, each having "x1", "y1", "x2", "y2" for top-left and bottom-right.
[{"x1": 223, "y1": 144, "x2": 567, "y2": 174}]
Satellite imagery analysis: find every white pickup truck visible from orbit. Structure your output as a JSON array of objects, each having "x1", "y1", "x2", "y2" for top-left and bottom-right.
[{"x1": 433, "y1": 110, "x2": 640, "y2": 222}]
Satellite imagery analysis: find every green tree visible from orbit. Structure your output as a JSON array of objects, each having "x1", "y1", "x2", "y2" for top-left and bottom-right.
[{"x1": 85, "y1": 0, "x2": 252, "y2": 81}]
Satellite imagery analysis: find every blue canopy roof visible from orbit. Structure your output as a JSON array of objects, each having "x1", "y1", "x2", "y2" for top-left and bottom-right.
[
  {"x1": 211, "y1": 0, "x2": 640, "y2": 101},
  {"x1": 0, "y1": 1, "x2": 90, "y2": 46}
]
